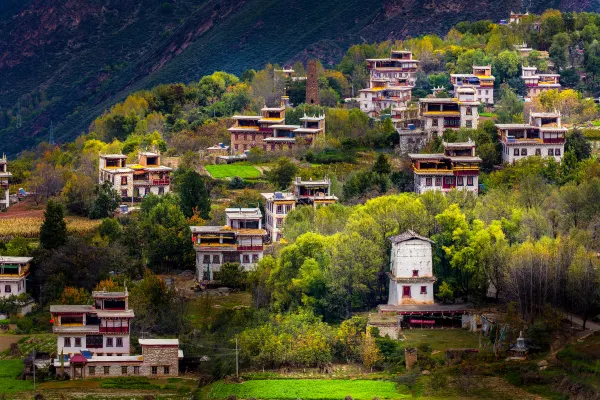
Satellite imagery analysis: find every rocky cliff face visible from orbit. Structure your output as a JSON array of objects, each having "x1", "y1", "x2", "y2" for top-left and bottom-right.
[{"x1": 0, "y1": 0, "x2": 597, "y2": 153}]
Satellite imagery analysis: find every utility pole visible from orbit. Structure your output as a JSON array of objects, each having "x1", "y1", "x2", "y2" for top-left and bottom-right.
[
  {"x1": 16, "y1": 101, "x2": 22, "y2": 129},
  {"x1": 49, "y1": 121, "x2": 55, "y2": 145},
  {"x1": 235, "y1": 338, "x2": 239, "y2": 380},
  {"x1": 32, "y1": 348, "x2": 36, "y2": 392}
]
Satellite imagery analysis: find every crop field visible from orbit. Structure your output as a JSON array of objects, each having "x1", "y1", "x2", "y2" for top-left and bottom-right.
[
  {"x1": 0, "y1": 217, "x2": 101, "y2": 239},
  {"x1": 0, "y1": 359, "x2": 33, "y2": 395},
  {"x1": 401, "y1": 329, "x2": 481, "y2": 354},
  {"x1": 205, "y1": 165, "x2": 261, "y2": 179},
  {"x1": 0, "y1": 335, "x2": 57, "y2": 361},
  {"x1": 206, "y1": 379, "x2": 406, "y2": 399}
]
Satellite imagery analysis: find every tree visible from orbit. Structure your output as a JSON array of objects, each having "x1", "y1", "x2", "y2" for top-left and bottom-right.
[
  {"x1": 493, "y1": 51, "x2": 521, "y2": 83},
  {"x1": 177, "y1": 169, "x2": 211, "y2": 219},
  {"x1": 266, "y1": 158, "x2": 298, "y2": 190},
  {"x1": 98, "y1": 218, "x2": 122, "y2": 242},
  {"x1": 361, "y1": 333, "x2": 382, "y2": 372},
  {"x1": 549, "y1": 32, "x2": 571, "y2": 71},
  {"x1": 62, "y1": 174, "x2": 95, "y2": 216},
  {"x1": 372, "y1": 153, "x2": 392, "y2": 175},
  {"x1": 567, "y1": 247, "x2": 600, "y2": 329},
  {"x1": 40, "y1": 200, "x2": 67, "y2": 250},
  {"x1": 214, "y1": 263, "x2": 248, "y2": 290},
  {"x1": 90, "y1": 182, "x2": 120, "y2": 219},
  {"x1": 59, "y1": 287, "x2": 90, "y2": 305},
  {"x1": 437, "y1": 281, "x2": 455, "y2": 303},
  {"x1": 496, "y1": 86, "x2": 524, "y2": 124},
  {"x1": 565, "y1": 129, "x2": 592, "y2": 161}
]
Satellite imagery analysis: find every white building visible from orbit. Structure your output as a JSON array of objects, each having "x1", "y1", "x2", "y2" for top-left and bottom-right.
[
  {"x1": 191, "y1": 207, "x2": 266, "y2": 281},
  {"x1": 451, "y1": 65, "x2": 495, "y2": 105},
  {"x1": 0, "y1": 156, "x2": 11, "y2": 210},
  {"x1": 359, "y1": 51, "x2": 419, "y2": 118},
  {"x1": 50, "y1": 290, "x2": 134, "y2": 357},
  {"x1": 262, "y1": 177, "x2": 338, "y2": 242},
  {"x1": 409, "y1": 140, "x2": 481, "y2": 195},
  {"x1": 419, "y1": 87, "x2": 480, "y2": 137},
  {"x1": 0, "y1": 256, "x2": 32, "y2": 298},
  {"x1": 387, "y1": 231, "x2": 436, "y2": 306},
  {"x1": 496, "y1": 111, "x2": 567, "y2": 164},
  {"x1": 522, "y1": 66, "x2": 561, "y2": 98},
  {"x1": 99, "y1": 152, "x2": 172, "y2": 199}
]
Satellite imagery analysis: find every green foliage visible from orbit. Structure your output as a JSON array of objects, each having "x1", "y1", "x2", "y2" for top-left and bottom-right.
[
  {"x1": 214, "y1": 263, "x2": 248, "y2": 290},
  {"x1": 437, "y1": 281, "x2": 455, "y2": 303},
  {"x1": 40, "y1": 199, "x2": 67, "y2": 250},
  {"x1": 266, "y1": 158, "x2": 299, "y2": 190},
  {"x1": 177, "y1": 169, "x2": 211, "y2": 219},
  {"x1": 98, "y1": 218, "x2": 122, "y2": 242},
  {"x1": 90, "y1": 181, "x2": 121, "y2": 219}
]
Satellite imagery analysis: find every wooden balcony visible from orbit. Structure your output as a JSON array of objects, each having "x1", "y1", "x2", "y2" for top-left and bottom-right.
[
  {"x1": 236, "y1": 245, "x2": 264, "y2": 251},
  {"x1": 100, "y1": 326, "x2": 129, "y2": 333}
]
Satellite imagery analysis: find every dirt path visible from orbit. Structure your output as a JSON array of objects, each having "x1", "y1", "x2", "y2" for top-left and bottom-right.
[
  {"x1": 0, "y1": 334, "x2": 21, "y2": 352},
  {"x1": 0, "y1": 198, "x2": 45, "y2": 219}
]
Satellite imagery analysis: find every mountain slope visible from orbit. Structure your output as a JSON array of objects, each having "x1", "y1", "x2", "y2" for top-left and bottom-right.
[{"x1": 0, "y1": 0, "x2": 598, "y2": 155}]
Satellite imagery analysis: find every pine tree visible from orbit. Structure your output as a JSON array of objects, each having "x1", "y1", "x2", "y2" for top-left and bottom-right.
[
  {"x1": 178, "y1": 169, "x2": 211, "y2": 219},
  {"x1": 372, "y1": 153, "x2": 392, "y2": 175},
  {"x1": 40, "y1": 199, "x2": 67, "y2": 250}
]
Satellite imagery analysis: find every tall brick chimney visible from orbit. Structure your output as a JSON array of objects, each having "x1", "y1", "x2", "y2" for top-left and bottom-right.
[{"x1": 306, "y1": 60, "x2": 319, "y2": 105}]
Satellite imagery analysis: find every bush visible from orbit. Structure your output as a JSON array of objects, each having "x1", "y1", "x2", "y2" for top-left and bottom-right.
[
  {"x1": 16, "y1": 317, "x2": 34, "y2": 333},
  {"x1": 214, "y1": 263, "x2": 247, "y2": 290}
]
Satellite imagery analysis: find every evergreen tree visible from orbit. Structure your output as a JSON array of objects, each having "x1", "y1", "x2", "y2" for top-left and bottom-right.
[
  {"x1": 266, "y1": 158, "x2": 299, "y2": 190},
  {"x1": 178, "y1": 169, "x2": 210, "y2": 219},
  {"x1": 372, "y1": 153, "x2": 392, "y2": 175},
  {"x1": 40, "y1": 199, "x2": 67, "y2": 250},
  {"x1": 90, "y1": 182, "x2": 120, "y2": 219}
]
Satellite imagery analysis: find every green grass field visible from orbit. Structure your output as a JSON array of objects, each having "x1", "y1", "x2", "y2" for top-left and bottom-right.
[
  {"x1": 402, "y1": 329, "x2": 481, "y2": 354},
  {"x1": 205, "y1": 165, "x2": 262, "y2": 179},
  {"x1": 207, "y1": 379, "x2": 406, "y2": 400},
  {"x1": 0, "y1": 359, "x2": 33, "y2": 394}
]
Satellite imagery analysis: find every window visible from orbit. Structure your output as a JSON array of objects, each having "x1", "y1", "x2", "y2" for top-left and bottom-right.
[
  {"x1": 466, "y1": 120, "x2": 472, "y2": 128},
  {"x1": 276, "y1": 218, "x2": 283, "y2": 227},
  {"x1": 244, "y1": 134, "x2": 248, "y2": 141},
  {"x1": 548, "y1": 148, "x2": 554, "y2": 156},
  {"x1": 121, "y1": 366, "x2": 128, "y2": 375},
  {"x1": 4, "y1": 285, "x2": 10, "y2": 293},
  {"x1": 234, "y1": 144, "x2": 239, "y2": 151},
  {"x1": 203, "y1": 255, "x2": 210, "y2": 264},
  {"x1": 121, "y1": 176, "x2": 127, "y2": 185},
  {"x1": 133, "y1": 366, "x2": 140, "y2": 375},
  {"x1": 121, "y1": 189, "x2": 128, "y2": 197},
  {"x1": 535, "y1": 148, "x2": 541, "y2": 156},
  {"x1": 75, "y1": 337, "x2": 81, "y2": 347},
  {"x1": 116, "y1": 338, "x2": 123, "y2": 347},
  {"x1": 212, "y1": 255, "x2": 220, "y2": 264},
  {"x1": 164, "y1": 366, "x2": 170, "y2": 374},
  {"x1": 432, "y1": 119, "x2": 438, "y2": 127},
  {"x1": 243, "y1": 144, "x2": 248, "y2": 150},
  {"x1": 435, "y1": 177, "x2": 442, "y2": 186},
  {"x1": 412, "y1": 270, "x2": 419, "y2": 277},
  {"x1": 521, "y1": 148, "x2": 527, "y2": 156},
  {"x1": 242, "y1": 255, "x2": 250, "y2": 263},
  {"x1": 555, "y1": 148, "x2": 561, "y2": 156},
  {"x1": 276, "y1": 205, "x2": 283, "y2": 214},
  {"x1": 457, "y1": 176, "x2": 464, "y2": 186},
  {"x1": 252, "y1": 254, "x2": 259, "y2": 263},
  {"x1": 158, "y1": 187, "x2": 164, "y2": 195},
  {"x1": 444, "y1": 177, "x2": 454, "y2": 185},
  {"x1": 235, "y1": 134, "x2": 239, "y2": 141},
  {"x1": 104, "y1": 366, "x2": 110, "y2": 375},
  {"x1": 106, "y1": 337, "x2": 113, "y2": 347},
  {"x1": 467, "y1": 176, "x2": 474, "y2": 186},
  {"x1": 485, "y1": 90, "x2": 489, "y2": 95},
  {"x1": 466, "y1": 107, "x2": 472, "y2": 115},
  {"x1": 425, "y1": 177, "x2": 432, "y2": 187},
  {"x1": 64, "y1": 337, "x2": 71, "y2": 347},
  {"x1": 89, "y1": 366, "x2": 95, "y2": 376},
  {"x1": 514, "y1": 149, "x2": 519, "y2": 156},
  {"x1": 151, "y1": 366, "x2": 158, "y2": 375},
  {"x1": 420, "y1": 286, "x2": 427, "y2": 294}
]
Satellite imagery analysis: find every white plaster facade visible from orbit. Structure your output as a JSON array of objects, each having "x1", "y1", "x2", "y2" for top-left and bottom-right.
[
  {"x1": 387, "y1": 232, "x2": 436, "y2": 306},
  {"x1": 0, "y1": 257, "x2": 32, "y2": 299}
]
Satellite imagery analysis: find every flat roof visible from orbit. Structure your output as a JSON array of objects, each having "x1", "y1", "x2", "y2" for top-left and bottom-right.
[
  {"x1": 261, "y1": 192, "x2": 296, "y2": 201},
  {"x1": 409, "y1": 153, "x2": 445, "y2": 159},
  {"x1": 143, "y1": 165, "x2": 173, "y2": 172},
  {"x1": 270, "y1": 124, "x2": 301, "y2": 129},
  {"x1": 379, "y1": 303, "x2": 474, "y2": 314},
  {"x1": 0, "y1": 256, "x2": 33, "y2": 264},
  {"x1": 50, "y1": 305, "x2": 94, "y2": 313},
  {"x1": 95, "y1": 310, "x2": 135, "y2": 318},
  {"x1": 190, "y1": 226, "x2": 234, "y2": 234},
  {"x1": 225, "y1": 208, "x2": 262, "y2": 219},
  {"x1": 91, "y1": 291, "x2": 127, "y2": 298},
  {"x1": 100, "y1": 154, "x2": 127, "y2": 159},
  {"x1": 139, "y1": 339, "x2": 179, "y2": 346},
  {"x1": 496, "y1": 124, "x2": 532, "y2": 129},
  {"x1": 231, "y1": 115, "x2": 261, "y2": 120},
  {"x1": 530, "y1": 112, "x2": 560, "y2": 118}
]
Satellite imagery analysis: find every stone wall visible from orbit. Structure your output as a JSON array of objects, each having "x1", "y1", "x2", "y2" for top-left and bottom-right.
[
  {"x1": 405, "y1": 348, "x2": 418, "y2": 370},
  {"x1": 306, "y1": 60, "x2": 319, "y2": 105},
  {"x1": 142, "y1": 345, "x2": 179, "y2": 376}
]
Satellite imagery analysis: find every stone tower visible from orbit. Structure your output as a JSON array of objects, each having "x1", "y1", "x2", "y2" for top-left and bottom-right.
[{"x1": 306, "y1": 60, "x2": 319, "y2": 105}]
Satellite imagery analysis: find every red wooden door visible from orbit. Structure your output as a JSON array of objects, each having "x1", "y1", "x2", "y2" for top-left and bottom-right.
[{"x1": 402, "y1": 286, "x2": 411, "y2": 298}]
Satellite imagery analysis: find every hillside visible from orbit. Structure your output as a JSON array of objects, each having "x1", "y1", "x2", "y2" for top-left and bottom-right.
[{"x1": 0, "y1": 0, "x2": 597, "y2": 155}]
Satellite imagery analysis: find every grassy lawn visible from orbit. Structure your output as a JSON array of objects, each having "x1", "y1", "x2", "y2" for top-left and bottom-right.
[
  {"x1": 207, "y1": 379, "x2": 407, "y2": 399},
  {"x1": 205, "y1": 164, "x2": 261, "y2": 179},
  {"x1": 0, "y1": 359, "x2": 33, "y2": 394},
  {"x1": 401, "y1": 329, "x2": 481, "y2": 353}
]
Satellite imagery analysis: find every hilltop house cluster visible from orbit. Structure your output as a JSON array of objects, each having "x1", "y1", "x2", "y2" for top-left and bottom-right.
[{"x1": 191, "y1": 177, "x2": 337, "y2": 282}]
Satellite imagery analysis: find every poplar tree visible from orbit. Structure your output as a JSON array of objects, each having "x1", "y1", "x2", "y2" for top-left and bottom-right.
[{"x1": 40, "y1": 199, "x2": 67, "y2": 250}]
